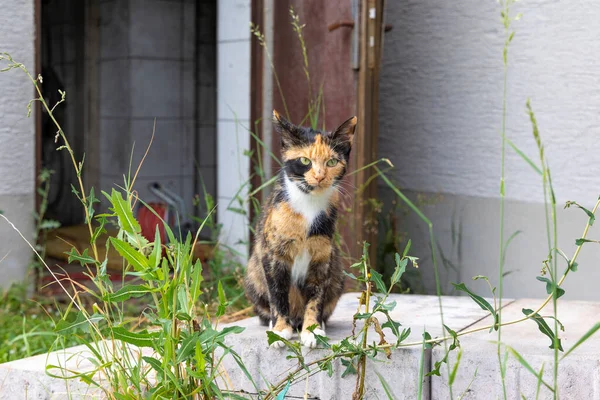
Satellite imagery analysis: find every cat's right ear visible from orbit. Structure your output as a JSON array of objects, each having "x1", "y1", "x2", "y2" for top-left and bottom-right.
[{"x1": 273, "y1": 110, "x2": 301, "y2": 148}]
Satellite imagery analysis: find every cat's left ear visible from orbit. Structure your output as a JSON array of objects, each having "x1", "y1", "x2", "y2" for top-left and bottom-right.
[
  {"x1": 330, "y1": 116, "x2": 357, "y2": 145},
  {"x1": 273, "y1": 110, "x2": 303, "y2": 148}
]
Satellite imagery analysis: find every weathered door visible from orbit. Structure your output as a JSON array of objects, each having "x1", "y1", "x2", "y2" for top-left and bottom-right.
[{"x1": 251, "y1": 0, "x2": 387, "y2": 268}]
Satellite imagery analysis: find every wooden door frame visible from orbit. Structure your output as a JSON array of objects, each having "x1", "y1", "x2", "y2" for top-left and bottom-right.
[
  {"x1": 351, "y1": 0, "x2": 385, "y2": 268},
  {"x1": 34, "y1": 0, "x2": 42, "y2": 212}
]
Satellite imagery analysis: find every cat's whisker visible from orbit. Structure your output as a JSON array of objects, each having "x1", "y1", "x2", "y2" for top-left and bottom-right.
[
  {"x1": 334, "y1": 186, "x2": 353, "y2": 201},
  {"x1": 337, "y1": 181, "x2": 358, "y2": 193}
]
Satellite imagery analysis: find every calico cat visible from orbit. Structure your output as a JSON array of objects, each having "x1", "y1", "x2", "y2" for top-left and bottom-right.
[{"x1": 244, "y1": 110, "x2": 357, "y2": 348}]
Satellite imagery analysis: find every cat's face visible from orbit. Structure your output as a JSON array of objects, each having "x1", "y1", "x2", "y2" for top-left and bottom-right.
[{"x1": 274, "y1": 110, "x2": 357, "y2": 194}]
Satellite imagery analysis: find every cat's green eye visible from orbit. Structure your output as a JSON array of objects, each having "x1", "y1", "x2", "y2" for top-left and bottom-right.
[
  {"x1": 326, "y1": 159, "x2": 338, "y2": 167},
  {"x1": 300, "y1": 157, "x2": 311, "y2": 165}
]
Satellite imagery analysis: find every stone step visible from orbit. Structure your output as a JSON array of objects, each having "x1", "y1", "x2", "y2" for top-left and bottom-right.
[
  {"x1": 432, "y1": 298, "x2": 600, "y2": 400},
  {"x1": 219, "y1": 292, "x2": 496, "y2": 399},
  {"x1": 1, "y1": 293, "x2": 597, "y2": 399}
]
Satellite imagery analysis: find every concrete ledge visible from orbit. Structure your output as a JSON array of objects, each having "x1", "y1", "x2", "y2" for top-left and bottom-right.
[
  {"x1": 0, "y1": 340, "x2": 154, "y2": 399},
  {"x1": 432, "y1": 299, "x2": 600, "y2": 399},
  {"x1": 220, "y1": 293, "x2": 494, "y2": 399},
  {"x1": 1, "y1": 293, "x2": 598, "y2": 399},
  {"x1": 0, "y1": 343, "x2": 105, "y2": 399}
]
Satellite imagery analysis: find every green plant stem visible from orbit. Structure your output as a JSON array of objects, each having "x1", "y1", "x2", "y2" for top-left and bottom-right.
[
  {"x1": 24, "y1": 74, "x2": 98, "y2": 262},
  {"x1": 374, "y1": 166, "x2": 453, "y2": 398},
  {"x1": 528, "y1": 97, "x2": 560, "y2": 398},
  {"x1": 417, "y1": 328, "x2": 426, "y2": 400},
  {"x1": 549, "y1": 172, "x2": 559, "y2": 399},
  {"x1": 497, "y1": 2, "x2": 511, "y2": 398},
  {"x1": 356, "y1": 253, "x2": 372, "y2": 399},
  {"x1": 348, "y1": 158, "x2": 394, "y2": 177}
]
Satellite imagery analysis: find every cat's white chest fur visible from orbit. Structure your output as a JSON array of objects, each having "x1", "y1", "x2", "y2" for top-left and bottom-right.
[
  {"x1": 284, "y1": 174, "x2": 334, "y2": 284},
  {"x1": 291, "y1": 248, "x2": 311, "y2": 285},
  {"x1": 284, "y1": 174, "x2": 334, "y2": 225}
]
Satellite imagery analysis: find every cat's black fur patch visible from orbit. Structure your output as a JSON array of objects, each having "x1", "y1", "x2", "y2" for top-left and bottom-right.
[
  {"x1": 273, "y1": 188, "x2": 287, "y2": 204},
  {"x1": 284, "y1": 159, "x2": 312, "y2": 179},
  {"x1": 308, "y1": 207, "x2": 337, "y2": 238}
]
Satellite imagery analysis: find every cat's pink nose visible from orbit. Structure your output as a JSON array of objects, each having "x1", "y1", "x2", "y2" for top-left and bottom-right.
[{"x1": 315, "y1": 175, "x2": 325, "y2": 183}]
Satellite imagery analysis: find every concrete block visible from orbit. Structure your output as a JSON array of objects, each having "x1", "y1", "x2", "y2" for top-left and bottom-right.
[
  {"x1": 182, "y1": 119, "x2": 196, "y2": 174},
  {"x1": 130, "y1": 118, "x2": 184, "y2": 178},
  {"x1": 183, "y1": 1, "x2": 196, "y2": 59},
  {"x1": 197, "y1": 1, "x2": 216, "y2": 44},
  {"x1": 198, "y1": 84, "x2": 216, "y2": 125},
  {"x1": 431, "y1": 298, "x2": 600, "y2": 399},
  {"x1": 179, "y1": 173, "x2": 199, "y2": 222},
  {"x1": 198, "y1": 124, "x2": 217, "y2": 167},
  {"x1": 130, "y1": 59, "x2": 181, "y2": 118},
  {"x1": 130, "y1": 0, "x2": 183, "y2": 59},
  {"x1": 99, "y1": 117, "x2": 130, "y2": 176},
  {"x1": 99, "y1": 0, "x2": 129, "y2": 59},
  {"x1": 49, "y1": 24, "x2": 76, "y2": 64},
  {"x1": 197, "y1": 44, "x2": 216, "y2": 86},
  {"x1": 99, "y1": 59, "x2": 131, "y2": 118},
  {"x1": 182, "y1": 61, "x2": 196, "y2": 119}
]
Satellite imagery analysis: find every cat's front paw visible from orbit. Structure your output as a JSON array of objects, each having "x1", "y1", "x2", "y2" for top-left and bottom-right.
[
  {"x1": 269, "y1": 327, "x2": 294, "y2": 348},
  {"x1": 300, "y1": 328, "x2": 326, "y2": 348}
]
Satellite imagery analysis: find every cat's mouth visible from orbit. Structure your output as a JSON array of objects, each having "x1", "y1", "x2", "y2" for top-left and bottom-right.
[
  {"x1": 301, "y1": 181, "x2": 332, "y2": 194},
  {"x1": 289, "y1": 177, "x2": 332, "y2": 194},
  {"x1": 297, "y1": 181, "x2": 315, "y2": 193}
]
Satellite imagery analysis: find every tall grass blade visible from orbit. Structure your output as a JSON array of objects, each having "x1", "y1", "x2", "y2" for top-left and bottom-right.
[
  {"x1": 506, "y1": 346, "x2": 554, "y2": 392},
  {"x1": 536, "y1": 363, "x2": 545, "y2": 400},
  {"x1": 448, "y1": 347, "x2": 463, "y2": 386},
  {"x1": 276, "y1": 380, "x2": 291, "y2": 400},
  {"x1": 457, "y1": 368, "x2": 478, "y2": 400},
  {"x1": 506, "y1": 138, "x2": 543, "y2": 176},
  {"x1": 376, "y1": 372, "x2": 397, "y2": 400},
  {"x1": 417, "y1": 327, "x2": 427, "y2": 400},
  {"x1": 560, "y1": 322, "x2": 600, "y2": 360}
]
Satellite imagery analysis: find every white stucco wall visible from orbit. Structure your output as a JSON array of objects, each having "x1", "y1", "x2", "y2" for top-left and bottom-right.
[
  {"x1": 378, "y1": 1, "x2": 600, "y2": 300},
  {"x1": 379, "y1": 0, "x2": 600, "y2": 205},
  {"x1": 0, "y1": 0, "x2": 36, "y2": 287}
]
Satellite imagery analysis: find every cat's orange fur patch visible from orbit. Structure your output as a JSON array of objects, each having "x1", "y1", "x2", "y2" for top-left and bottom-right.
[
  {"x1": 283, "y1": 135, "x2": 337, "y2": 161},
  {"x1": 273, "y1": 316, "x2": 291, "y2": 332},
  {"x1": 288, "y1": 286, "x2": 305, "y2": 321},
  {"x1": 307, "y1": 236, "x2": 333, "y2": 264},
  {"x1": 302, "y1": 298, "x2": 320, "y2": 332}
]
